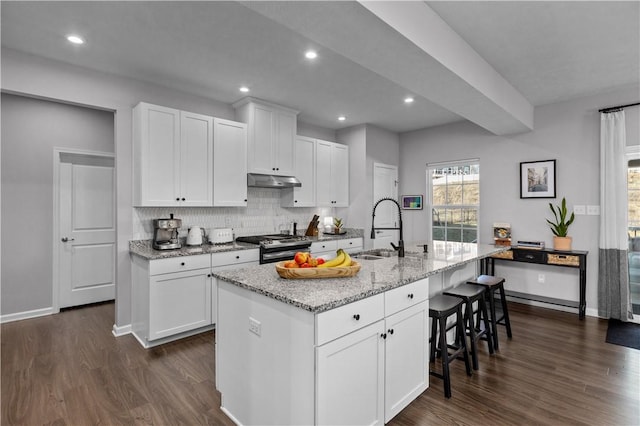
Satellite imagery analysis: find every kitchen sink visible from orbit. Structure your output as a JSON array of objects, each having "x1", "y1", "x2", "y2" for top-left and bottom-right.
[
  {"x1": 353, "y1": 254, "x2": 386, "y2": 260},
  {"x1": 353, "y1": 249, "x2": 397, "y2": 260},
  {"x1": 362, "y1": 249, "x2": 396, "y2": 257}
]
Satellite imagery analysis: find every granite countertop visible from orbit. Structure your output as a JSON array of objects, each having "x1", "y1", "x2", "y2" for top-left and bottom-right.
[
  {"x1": 213, "y1": 241, "x2": 508, "y2": 314},
  {"x1": 129, "y1": 228, "x2": 364, "y2": 260}
]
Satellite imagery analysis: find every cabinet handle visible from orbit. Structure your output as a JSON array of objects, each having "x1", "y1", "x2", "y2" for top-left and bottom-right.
[
  {"x1": 61, "y1": 237, "x2": 75, "y2": 242},
  {"x1": 381, "y1": 333, "x2": 387, "y2": 339},
  {"x1": 181, "y1": 262, "x2": 185, "y2": 266},
  {"x1": 388, "y1": 328, "x2": 394, "y2": 335},
  {"x1": 244, "y1": 199, "x2": 248, "y2": 202},
  {"x1": 408, "y1": 293, "x2": 414, "y2": 299},
  {"x1": 272, "y1": 167, "x2": 276, "y2": 171},
  {"x1": 236, "y1": 255, "x2": 240, "y2": 259},
  {"x1": 276, "y1": 167, "x2": 279, "y2": 171},
  {"x1": 353, "y1": 314, "x2": 360, "y2": 321},
  {"x1": 176, "y1": 197, "x2": 180, "y2": 201},
  {"x1": 181, "y1": 198, "x2": 186, "y2": 201},
  {"x1": 294, "y1": 200, "x2": 298, "y2": 203},
  {"x1": 207, "y1": 274, "x2": 212, "y2": 278}
]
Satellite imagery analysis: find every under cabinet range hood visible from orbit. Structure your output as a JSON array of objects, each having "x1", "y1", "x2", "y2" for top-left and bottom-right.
[{"x1": 247, "y1": 173, "x2": 302, "y2": 188}]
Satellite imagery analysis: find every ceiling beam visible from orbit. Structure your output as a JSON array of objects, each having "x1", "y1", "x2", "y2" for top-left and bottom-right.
[{"x1": 242, "y1": 1, "x2": 533, "y2": 135}]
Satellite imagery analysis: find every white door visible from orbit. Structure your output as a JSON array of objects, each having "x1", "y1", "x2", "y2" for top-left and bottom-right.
[
  {"x1": 58, "y1": 152, "x2": 115, "y2": 308},
  {"x1": 372, "y1": 163, "x2": 399, "y2": 250}
]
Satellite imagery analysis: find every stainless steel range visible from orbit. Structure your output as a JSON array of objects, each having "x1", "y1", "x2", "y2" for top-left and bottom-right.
[{"x1": 235, "y1": 234, "x2": 311, "y2": 264}]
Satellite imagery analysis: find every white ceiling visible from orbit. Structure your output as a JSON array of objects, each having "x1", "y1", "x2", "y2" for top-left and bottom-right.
[{"x1": 1, "y1": 1, "x2": 638, "y2": 134}]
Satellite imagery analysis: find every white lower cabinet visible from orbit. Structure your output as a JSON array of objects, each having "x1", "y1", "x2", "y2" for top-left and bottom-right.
[
  {"x1": 211, "y1": 249, "x2": 259, "y2": 326},
  {"x1": 132, "y1": 253, "x2": 213, "y2": 347},
  {"x1": 131, "y1": 249, "x2": 258, "y2": 348},
  {"x1": 316, "y1": 320, "x2": 385, "y2": 425},
  {"x1": 384, "y1": 300, "x2": 429, "y2": 422},
  {"x1": 311, "y1": 238, "x2": 363, "y2": 259},
  {"x1": 149, "y1": 267, "x2": 212, "y2": 340},
  {"x1": 338, "y1": 237, "x2": 363, "y2": 254},
  {"x1": 315, "y1": 281, "x2": 429, "y2": 425}
]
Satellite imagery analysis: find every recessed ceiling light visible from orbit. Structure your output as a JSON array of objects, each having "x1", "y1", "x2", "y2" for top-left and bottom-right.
[
  {"x1": 305, "y1": 50, "x2": 318, "y2": 60},
  {"x1": 338, "y1": 115, "x2": 346, "y2": 121},
  {"x1": 66, "y1": 34, "x2": 85, "y2": 45},
  {"x1": 404, "y1": 97, "x2": 414, "y2": 104},
  {"x1": 239, "y1": 86, "x2": 250, "y2": 93}
]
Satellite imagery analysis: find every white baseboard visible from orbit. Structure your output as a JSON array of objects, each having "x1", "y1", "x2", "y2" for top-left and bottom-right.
[
  {"x1": 0, "y1": 306, "x2": 57, "y2": 324},
  {"x1": 112, "y1": 323, "x2": 132, "y2": 337},
  {"x1": 508, "y1": 297, "x2": 599, "y2": 318}
]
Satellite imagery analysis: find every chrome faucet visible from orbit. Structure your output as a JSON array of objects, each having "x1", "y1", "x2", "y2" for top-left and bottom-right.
[{"x1": 370, "y1": 197, "x2": 404, "y2": 257}]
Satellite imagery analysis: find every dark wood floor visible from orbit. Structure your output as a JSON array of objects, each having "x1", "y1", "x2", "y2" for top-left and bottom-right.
[{"x1": 2, "y1": 301, "x2": 638, "y2": 425}]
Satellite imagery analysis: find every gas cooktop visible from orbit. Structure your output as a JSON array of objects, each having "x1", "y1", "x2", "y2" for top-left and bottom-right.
[{"x1": 236, "y1": 234, "x2": 309, "y2": 247}]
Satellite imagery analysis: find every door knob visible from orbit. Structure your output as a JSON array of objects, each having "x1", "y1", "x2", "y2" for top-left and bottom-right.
[{"x1": 61, "y1": 237, "x2": 75, "y2": 242}]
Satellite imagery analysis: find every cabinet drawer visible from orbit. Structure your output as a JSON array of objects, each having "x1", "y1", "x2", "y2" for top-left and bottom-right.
[
  {"x1": 211, "y1": 249, "x2": 259, "y2": 267},
  {"x1": 547, "y1": 254, "x2": 580, "y2": 266},
  {"x1": 316, "y1": 294, "x2": 384, "y2": 345},
  {"x1": 149, "y1": 254, "x2": 211, "y2": 276},
  {"x1": 311, "y1": 240, "x2": 338, "y2": 255},
  {"x1": 337, "y1": 238, "x2": 363, "y2": 252},
  {"x1": 513, "y1": 249, "x2": 546, "y2": 263},
  {"x1": 385, "y1": 278, "x2": 429, "y2": 316}
]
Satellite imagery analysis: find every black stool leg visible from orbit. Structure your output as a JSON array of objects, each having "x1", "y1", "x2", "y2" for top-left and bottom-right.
[
  {"x1": 477, "y1": 295, "x2": 494, "y2": 355},
  {"x1": 498, "y1": 284, "x2": 513, "y2": 339},
  {"x1": 438, "y1": 316, "x2": 452, "y2": 398},
  {"x1": 456, "y1": 306, "x2": 472, "y2": 377},
  {"x1": 430, "y1": 316, "x2": 438, "y2": 362},
  {"x1": 464, "y1": 300, "x2": 479, "y2": 370},
  {"x1": 486, "y1": 288, "x2": 500, "y2": 350}
]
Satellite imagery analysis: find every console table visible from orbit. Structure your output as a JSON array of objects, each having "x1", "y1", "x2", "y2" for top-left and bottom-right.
[{"x1": 482, "y1": 247, "x2": 588, "y2": 319}]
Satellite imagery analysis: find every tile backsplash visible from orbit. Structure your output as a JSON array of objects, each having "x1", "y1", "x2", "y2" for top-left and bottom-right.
[{"x1": 133, "y1": 187, "x2": 332, "y2": 240}]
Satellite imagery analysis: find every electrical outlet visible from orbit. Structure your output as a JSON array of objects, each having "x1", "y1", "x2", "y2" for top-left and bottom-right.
[
  {"x1": 249, "y1": 317, "x2": 261, "y2": 336},
  {"x1": 573, "y1": 205, "x2": 586, "y2": 215},
  {"x1": 587, "y1": 205, "x2": 600, "y2": 215},
  {"x1": 538, "y1": 274, "x2": 545, "y2": 283}
]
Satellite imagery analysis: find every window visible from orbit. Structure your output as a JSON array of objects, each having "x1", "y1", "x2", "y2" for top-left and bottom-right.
[{"x1": 428, "y1": 160, "x2": 479, "y2": 243}]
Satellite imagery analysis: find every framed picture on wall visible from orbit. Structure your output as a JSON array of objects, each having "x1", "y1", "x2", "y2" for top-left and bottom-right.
[
  {"x1": 520, "y1": 159, "x2": 556, "y2": 198},
  {"x1": 401, "y1": 195, "x2": 423, "y2": 210}
]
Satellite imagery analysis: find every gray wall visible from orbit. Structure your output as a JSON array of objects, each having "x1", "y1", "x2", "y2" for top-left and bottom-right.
[
  {"x1": 298, "y1": 121, "x2": 336, "y2": 142},
  {"x1": 1, "y1": 94, "x2": 115, "y2": 315},
  {"x1": 1, "y1": 47, "x2": 236, "y2": 327},
  {"x1": 399, "y1": 86, "x2": 640, "y2": 316}
]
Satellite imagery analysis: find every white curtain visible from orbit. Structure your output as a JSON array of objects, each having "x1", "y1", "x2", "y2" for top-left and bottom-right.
[{"x1": 598, "y1": 110, "x2": 633, "y2": 320}]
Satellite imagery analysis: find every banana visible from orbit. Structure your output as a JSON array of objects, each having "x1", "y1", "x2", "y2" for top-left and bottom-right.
[
  {"x1": 337, "y1": 249, "x2": 352, "y2": 267},
  {"x1": 318, "y1": 250, "x2": 346, "y2": 268}
]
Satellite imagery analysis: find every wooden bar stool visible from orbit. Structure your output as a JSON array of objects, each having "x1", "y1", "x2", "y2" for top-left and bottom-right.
[
  {"x1": 428, "y1": 294, "x2": 472, "y2": 398},
  {"x1": 467, "y1": 275, "x2": 512, "y2": 350},
  {"x1": 444, "y1": 283, "x2": 494, "y2": 370}
]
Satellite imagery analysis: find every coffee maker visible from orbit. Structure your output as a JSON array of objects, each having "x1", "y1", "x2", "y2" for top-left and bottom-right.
[{"x1": 152, "y1": 214, "x2": 182, "y2": 250}]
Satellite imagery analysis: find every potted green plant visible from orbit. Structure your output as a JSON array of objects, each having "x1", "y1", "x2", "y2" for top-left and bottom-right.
[
  {"x1": 546, "y1": 197, "x2": 575, "y2": 251},
  {"x1": 333, "y1": 217, "x2": 343, "y2": 234}
]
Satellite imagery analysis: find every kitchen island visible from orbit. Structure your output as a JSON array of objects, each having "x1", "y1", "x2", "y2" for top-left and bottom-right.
[{"x1": 213, "y1": 242, "x2": 506, "y2": 425}]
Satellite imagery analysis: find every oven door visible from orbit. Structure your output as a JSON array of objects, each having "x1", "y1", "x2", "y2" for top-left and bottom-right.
[{"x1": 260, "y1": 246, "x2": 310, "y2": 264}]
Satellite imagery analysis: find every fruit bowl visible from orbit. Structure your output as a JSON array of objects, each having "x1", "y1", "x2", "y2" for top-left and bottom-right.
[{"x1": 275, "y1": 261, "x2": 361, "y2": 279}]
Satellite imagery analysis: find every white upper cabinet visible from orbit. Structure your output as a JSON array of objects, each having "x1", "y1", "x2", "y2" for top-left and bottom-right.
[
  {"x1": 233, "y1": 98, "x2": 298, "y2": 177},
  {"x1": 213, "y1": 118, "x2": 248, "y2": 207},
  {"x1": 133, "y1": 102, "x2": 213, "y2": 207},
  {"x1": 316, "y1": 139, "x2": 349, "y2": 207},
  {"x1": 282, "y1": 135, "x2": 316, "y2": 207}
]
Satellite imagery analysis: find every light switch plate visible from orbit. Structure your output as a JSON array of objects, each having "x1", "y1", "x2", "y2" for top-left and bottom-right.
[
  {"x1": 573, "y1": 205, "x2": 586, "y2": 215},
  {"x1": 587, "y1": 205, "x2": 600, "y2": 215}
]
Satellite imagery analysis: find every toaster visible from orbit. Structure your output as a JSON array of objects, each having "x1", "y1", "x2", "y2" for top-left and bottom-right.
[{"x1": 208, "y1": 228, "x2": 234, "y2": 244}]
